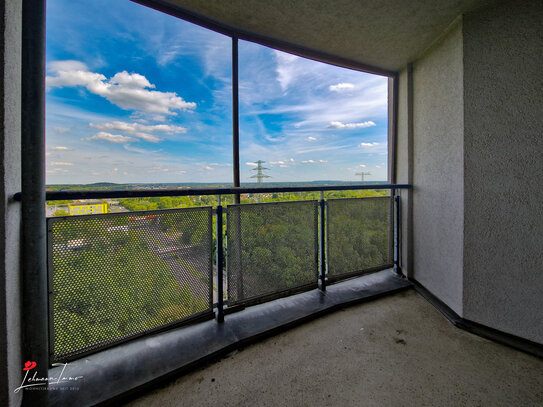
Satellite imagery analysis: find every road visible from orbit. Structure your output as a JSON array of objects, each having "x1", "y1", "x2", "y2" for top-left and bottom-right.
[{"x1": 134, "y1": 220, "x2": 223, "y2": 303}]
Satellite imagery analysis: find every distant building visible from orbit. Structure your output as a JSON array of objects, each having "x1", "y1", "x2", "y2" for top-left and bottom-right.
[
  {"x1": 106, "y1": 225, "x2": 128, "y2": 233},
  {"x1": 68, "y1": 201, "x2": 108, "y2": 216},
  {"x1": 52, "y1": 239, "x2": 87, "y2": 252}
]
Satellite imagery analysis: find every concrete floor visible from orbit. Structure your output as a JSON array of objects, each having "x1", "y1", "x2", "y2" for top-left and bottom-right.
[{"x1": 124, "y1": 290, "x2": 543, "y2": 407}]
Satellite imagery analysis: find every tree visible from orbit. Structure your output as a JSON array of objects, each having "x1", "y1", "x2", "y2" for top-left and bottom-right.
[
  {"x1": 50, "y1": 218, "x2": 210, "y2": 360},
  {"x1": 53, "y1": 209, "x2": 69, "y2": 216}
]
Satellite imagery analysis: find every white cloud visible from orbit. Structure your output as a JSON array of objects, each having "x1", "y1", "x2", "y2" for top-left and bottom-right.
[
  {"x1": 48, "y1": 60, "x2": 88, "y2": 73},
  {"x1": 306, "y1": 136, "x2": 317, "y2": 141},
  {"x1": 329, "y1": 82, "x2": 355, "y2": 92},
  {"x1": 245, "y1": 50, "x2": 387, "y2": 130},
  {"x1": 204, "y1": 166, "x2": 213, "y2": 170},
  {"x1": 53, "y1": 146, "x2": 69, "y2": 150},
  {"x1": 246, "y1": 162, "x2": 258, "y2": 166},
  {"x1": 328, "y1": 121, "x2": 376, "y2": 129},
  {"x1": 84, "y1": 132, "x2": 137, "y2": 144},
  {"x1": 49, "y1": 126, "x2": 70, "y2": 135},
  {"x1": 274, "y1": 52, "x2": 304, "y2": 91},
  {"x1": 360, "y1": 142, "x2": 380, "y2": 147},
  {"x1": 123, "y1": 145, "x2": 148, "y2": 154},
  {"x1": 149, "y1": 166, "x2": 169, "y2": 173},
  {"x1": 279, "y1": 165, "x2": 288, "y2": 168},
  {"x1": 51, "y1": 161, "x2": 73, "y2": 166},
  {"x1": 297, "y1": 145, "x2": 350, "y2": 154},
  {"x1": 47, "y1": 61, "x2": 196, "y2": 115},
  {"x1": 46, "y1": 167, "x2": 69, "y2": 174},
  {"x1": 359, "y1": 164, "x2": 367, "y2": 168},
  {"x1": 270, "y1": 161, "x2": 285, "y2": 165},
  {"x1": 264, "y1": 134, "x2": 284, "y2": 143},
  {"x1": 109, "y1": 71, "x2": 154, "y2": 89},
  {"x1": 130, "y1": 114, "x2": 149, "y2": 124},
  {"x1": 151, "y1": 115, "x2": 168, "y2": 122},
  {"x1": 90, "y1": 121, "x2": 187, "y2": 143},
  {"x1": 301, "y1": 159, "x2": 326, "y2": 164}
]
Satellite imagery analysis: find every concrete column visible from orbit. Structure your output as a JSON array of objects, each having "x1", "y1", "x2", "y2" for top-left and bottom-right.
[{"x1": 0, "y1": 0, "x2": 23, "y2": 405}]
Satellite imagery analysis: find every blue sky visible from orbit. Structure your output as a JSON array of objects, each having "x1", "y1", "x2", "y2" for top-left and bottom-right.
[{"x1": 45, "y1": 0, "x2": 388, "y2": 184}]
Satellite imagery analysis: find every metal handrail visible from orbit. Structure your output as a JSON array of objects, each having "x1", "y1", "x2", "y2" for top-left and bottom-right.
[{"x1": 13, "y1": 183, "x2": 411, "y2": 201}]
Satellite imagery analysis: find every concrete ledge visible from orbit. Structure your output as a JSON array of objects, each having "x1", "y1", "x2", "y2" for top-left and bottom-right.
[
  {"x1": 411, "y1": 279, "x2": 543, "y2": 358},
  {"x1": 47, "y1": 269, "x2": 411, "y2": 407}
]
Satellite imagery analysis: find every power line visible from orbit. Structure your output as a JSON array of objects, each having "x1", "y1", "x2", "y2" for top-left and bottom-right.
[
  {"x1": 355, "y1": 171, "x2": 371, "y2": 182},
  {"x1": 250, "y1": 160, "x2": 271, "y2": 185}
]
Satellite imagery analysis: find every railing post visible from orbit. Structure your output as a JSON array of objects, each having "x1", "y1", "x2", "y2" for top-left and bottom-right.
[
  {"x1": 216, "y1": 196, "x2": 225, "y2": 322},
  {"x1": 319, "y1": 191, "x2": 327, "y2": 291},
  {"x1": 394, "y1": 194, "x2": 402, "y2": 276},
  {"x1": 22, "y1": 0, "x2": 49, "y2": 404}
]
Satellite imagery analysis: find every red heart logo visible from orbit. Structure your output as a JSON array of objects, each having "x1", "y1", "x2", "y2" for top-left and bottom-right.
[{"x1": 23, "y1": 361, "x2": 36, "y2": 371}]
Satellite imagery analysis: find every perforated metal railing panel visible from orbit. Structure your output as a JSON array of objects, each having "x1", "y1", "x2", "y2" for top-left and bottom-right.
[
  {"x1": 227, "y1": 200, "x2": 319, "y2": 306},
  {"x1": 326, "y1": 197, "x2": 393, "y2": 280},
  {"x1": 47, "y1": 207, "x2": 213, "y2": 362}
]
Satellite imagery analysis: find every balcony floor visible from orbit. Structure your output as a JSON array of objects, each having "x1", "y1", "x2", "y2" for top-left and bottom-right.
[{"x1": 123, "y1": 289, "x2": 542, "y2": 407}]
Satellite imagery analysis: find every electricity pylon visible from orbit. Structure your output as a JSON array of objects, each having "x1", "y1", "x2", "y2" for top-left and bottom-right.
[
  {"x1": 355, "y1": 171, "x2": 371, "y2": 182},
  {"x1": 250, "y1": 160, "x2": 271, "y2": 185}
]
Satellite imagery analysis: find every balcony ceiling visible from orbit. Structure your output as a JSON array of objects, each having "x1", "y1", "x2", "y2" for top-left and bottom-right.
[{"x1": 161, "y1": 0, "x2": 495, "y2": 72}]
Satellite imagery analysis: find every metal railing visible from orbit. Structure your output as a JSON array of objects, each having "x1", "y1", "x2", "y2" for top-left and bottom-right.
[
  {"x1": 47, "y1": 207, "x2": 214, "y2": 362},
  {"x1": 40, "y1": 184, "x2": 411, "y2": 362},
  {"x1": 226, "y1": 200, "x2": 319, "y2": 307},
  {"x1": 326, "y1": 196, "x2": 393, "y2": 283}
]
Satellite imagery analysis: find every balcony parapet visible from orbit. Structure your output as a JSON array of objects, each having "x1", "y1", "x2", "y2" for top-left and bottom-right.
[{"x1": 46, "y1": 270, "x2": 411, "y2": 407}]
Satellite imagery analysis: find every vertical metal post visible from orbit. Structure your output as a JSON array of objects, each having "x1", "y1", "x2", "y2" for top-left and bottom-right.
[
  {"x1": 232, "y1": 37, "x2": 240, "y2": 199},
  {"x1": 232, "y1": 37, "x2": 243, "y2": 300},
  {"x1": 216, "y1": 196, "x2": 224, "y2": 322},
  {"x1": 388, "y1": 74, "x2": 399, "y2": 185},
  {"x1": 319, "y1": 191, "x2": 326, "y2": 291},
  {"x1": 21, "y1": 0, "x2": 48, "y2": 404},
  {"x1": 394, "y1": 195, "x2": 402, "y2": 276},
  {"x1": 216, "y1": 199, "x2": 225, "y2": 322}
]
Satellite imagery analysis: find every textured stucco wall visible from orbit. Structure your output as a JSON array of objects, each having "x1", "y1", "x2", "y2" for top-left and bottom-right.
[
  {"x1": 411, "y1": 21, "x2": 464, "y2": 315},
  {"x1": 462, "y1": 0, "x2": 543, "y2": 343},
  {"x1": 0, "y1": 0, "x2": 23, "y2": 405}
]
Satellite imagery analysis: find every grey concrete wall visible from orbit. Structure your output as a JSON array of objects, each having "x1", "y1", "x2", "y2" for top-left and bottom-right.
[
  {"x1": 0, "y1": 0, "x2": 23, "y2": 405},
  {"x1": 462, "y1": 0, "x2": 543, "y2": 343},
  {"x1": 410, "y1": 21, "x2": 465, "y2": 315}
]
